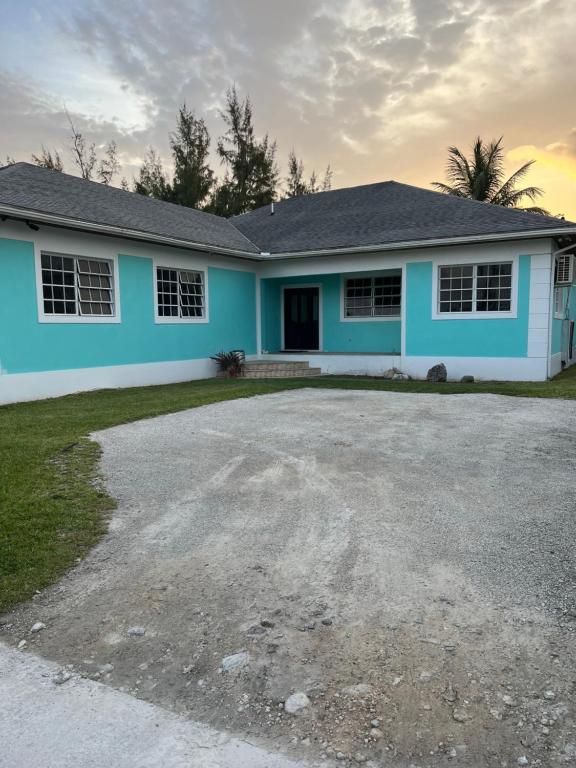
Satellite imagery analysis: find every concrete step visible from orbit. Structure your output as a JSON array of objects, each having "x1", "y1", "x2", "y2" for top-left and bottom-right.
[{"x1": 242, "y1": 368, "x2": 322, "y2": 379}]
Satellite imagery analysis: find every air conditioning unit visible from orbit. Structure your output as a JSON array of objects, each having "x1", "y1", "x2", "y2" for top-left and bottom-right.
[{"x1": 555, "y1": 253, "x2": 574, "y2": 285}]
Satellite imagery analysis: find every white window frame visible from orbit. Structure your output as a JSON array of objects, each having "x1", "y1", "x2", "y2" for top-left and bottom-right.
[
  {"x1": 153, "y1": 261, "x2": 209, "y2": 324},
  {"x1": 554, "y1": 286, "x2": 566, "y2": 320},
  {"x1": 35, "y1": 249, "x2": 121, "y2": 324},
  {"x1": 340, "y1": 272, "x2": 402, "y2": 322},
  {"x1": 431, "y1": 255, "x2": 518, "y2": 320}
]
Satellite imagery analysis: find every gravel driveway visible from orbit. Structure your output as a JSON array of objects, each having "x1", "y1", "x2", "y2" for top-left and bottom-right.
[{"x1": 4, "y1": 389, "x2": 576, "y2": 766}]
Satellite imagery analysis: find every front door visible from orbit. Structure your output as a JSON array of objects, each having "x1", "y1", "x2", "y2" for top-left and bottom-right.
[{"x1": 283, "y1": 286, "x2": 320, "y2": 351}]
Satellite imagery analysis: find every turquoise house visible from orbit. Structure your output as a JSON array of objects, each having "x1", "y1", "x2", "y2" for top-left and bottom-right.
[{"x1": 1, "y1": 163, "x2": 576, "y2": 403}]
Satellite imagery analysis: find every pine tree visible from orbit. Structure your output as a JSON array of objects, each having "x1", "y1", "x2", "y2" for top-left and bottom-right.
[
  {"x1": 133, "y1": 148, "x2": 173, "y2": 200},
  {"x1": 209, "y1": 87, "x2": 278, "y2": 216},
  {"x1": 31, "y1": 146, "x2": 64, "y2": 172},
  {"x1": 285, "y1": 151, "x2": 332, "y2": 198},
  {"x1": 170, "y1": 105, "x2": 214, "y2": 208}
]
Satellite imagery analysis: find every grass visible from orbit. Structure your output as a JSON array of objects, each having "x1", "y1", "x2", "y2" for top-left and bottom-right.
[{"x1": 2, "y1": 366, "x2": 576, "y2": 615}]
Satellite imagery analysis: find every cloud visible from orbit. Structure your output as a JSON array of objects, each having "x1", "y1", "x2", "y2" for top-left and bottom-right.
[{"x1": 0, "y1": 0, "x2": 575, "y2": 216}]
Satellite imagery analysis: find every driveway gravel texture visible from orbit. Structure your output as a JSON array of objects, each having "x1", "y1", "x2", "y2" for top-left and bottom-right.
[{"x1": 3, "y1": 389, "x2": 576, "y2": 767}]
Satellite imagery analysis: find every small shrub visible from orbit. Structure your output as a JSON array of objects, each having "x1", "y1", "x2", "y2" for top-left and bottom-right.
[{"x1": 211, "y1": 349, "x2": 246, "y2": 378}]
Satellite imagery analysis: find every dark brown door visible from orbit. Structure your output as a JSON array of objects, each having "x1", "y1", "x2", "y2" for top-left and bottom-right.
[{"x1": 283, "y1": 287, "x2": 320, "y2": 350}]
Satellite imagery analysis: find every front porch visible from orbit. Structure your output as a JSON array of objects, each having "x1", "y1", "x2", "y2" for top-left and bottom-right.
[{"x1": 259, "y1": 271, "x2": 402, "y2": 376}]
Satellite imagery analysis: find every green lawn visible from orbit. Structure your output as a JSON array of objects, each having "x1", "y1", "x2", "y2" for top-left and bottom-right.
[{"x1": 2, "y1": 367, "x2": 576, "y2": 615}]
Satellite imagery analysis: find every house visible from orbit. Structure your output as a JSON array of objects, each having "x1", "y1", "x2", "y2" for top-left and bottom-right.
[{"x1": 1, "y1": 162, "x2": 575, "y2": 404}]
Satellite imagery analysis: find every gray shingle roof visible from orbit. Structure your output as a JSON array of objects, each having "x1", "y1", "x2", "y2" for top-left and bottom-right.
[
  {"x1": 0, "y1": 163, "x2": 259, "y2": 254},
  {"x1": 1, "y1": 163, "x2": 574, "y2": 257},
  {"x1": 232, "y1": 180, "x2": 576, "y2": 254}
]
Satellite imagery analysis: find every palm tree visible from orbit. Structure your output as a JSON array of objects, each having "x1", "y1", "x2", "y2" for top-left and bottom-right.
[{"x1": 432, "y1": 137, "x2": 548, "y2": 214}]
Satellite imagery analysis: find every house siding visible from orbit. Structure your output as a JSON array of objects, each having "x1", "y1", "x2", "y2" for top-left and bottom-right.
[
  {"x1": 261, "y1": 273, "x2": 401, "y2": 354},
  {"x1": 404, "y1": 256, "x2": 531, "y2": 358},
  {"x1": 0, "y1": 236, "x2": 257, "y2": 375}
]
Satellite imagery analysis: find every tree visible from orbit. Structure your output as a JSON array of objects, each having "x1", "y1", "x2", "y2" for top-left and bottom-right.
[
  {"x1": 67, "y1": 114, "x2": 120, "y2": 185},
  {"x1": 209, "y1": 87, "x2": 278, "y2": 216},
  {"x1": 285, "y1": 151, "x2": 333, "y2": 197},
  {"x1": 133, "y1": 148, "x2": 173, "y2": 201},
  {"x1": 432, "y1": 137, "x2": 548, "y2": 214},
  {"x1": 31, "y1": 146, "x2": 64, "y2": 172},
  {"x1": 2, "y1": 155, "x2": 15, "y2": 166},
  {"x1": 97, "y1": 141, "x2": 120, "y2": 185},
  {"x1": 170, "y1": 105, "x2": 214, "y2": 208}
]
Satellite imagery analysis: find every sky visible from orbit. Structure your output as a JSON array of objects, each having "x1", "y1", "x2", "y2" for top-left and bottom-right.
[{"x1": 1, "y1": 0, "x2": 576, "y2": 218}]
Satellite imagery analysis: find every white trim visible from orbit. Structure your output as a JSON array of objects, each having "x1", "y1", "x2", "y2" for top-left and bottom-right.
[
  {"x1": 0, "y1": 358, "x2": 222, "y2": 404},
  {"x1": 255, "y1": 274, "x2": 262, "y2": 355},
  {"x1": 264, "y1": 353, "x2": 401, "y2": 376},
  {"x1": 34, "y1": 247, "x2": 122, "y2": 324},
  {"x1": 280, "y1": 284, "x2": 323, "y2": 351},
  {"x1": 400, "y1": 263, "x2": 407, "y2": 357},
  {"x1": 152, "y1": 258, "x2": 209, "y2": 325},
  {"x1": 430, "y1": 255, "x2": 518, "y2": 320},
  {"x1": 402, "y1": 355, "x2": 548, "y2": 382},
  {"x1": 2, "y1": 202, "x2": 574, "y2": 260},
  {"x1": 339, "y1": 272, "x2": 401, "y2": 322}
]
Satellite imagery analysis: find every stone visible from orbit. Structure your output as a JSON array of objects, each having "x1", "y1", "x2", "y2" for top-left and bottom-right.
[
  {"x1": 321, "y1": 618, "x2": 333, "y2": 626},
  {"x1": 284, "y1": 692, "x2": 310, "y2": 714},
  {"x1": 100, "y1": 663, "x2": 114, "y2": 674},
  {"x1": 543, "y1": 690, "x2": 555, "y2": 700},
  {"x1": 247, "y1": 625, "x2": 267, "y2": 635},
  {"x1": 127, "y1": 626, "x2": 146, "y2": 637},
  {"x1": 260, "y1": 619, "x2": 275, "y2": 628},
  {"x1": 517, "y1": 757, "x2": 529, "y2": 766},
  {"x1": 30, "y1": 622, "x2": 46, "y2": 634},
  {"x1": 370, "y1": 728, "x2": 383, "y2": 740},
  {"x1": 354, "y1": 753, "x2": 367, "y2": 763},
  {"x1": 53, "y1": 670, "x2": 72, "y2": 685},
  {"x1": 452, "y1": 708, "x2": 468, "y2": 722},
  {"x1": 370, "y1": 719, "x2": 381, "y2": 728},
  {"x1": 426, "y1": 363, "x2": 447, "y2": 382},
  {"x1": 382, "y1": 367, "x2": 400, "y2": 380},
  {"x1": 460, "y1": 375, "x2": 475, "y2": 383},
  {"x1": 442, "y1": 683, "x2": 457, "y2": 703},
  {"x1": 502, "y1": 695, "x2": 518, "y2": 707},
  {"x1": 221, "y1": 651, "x2": 249, "y2": 672},
  {"x1": 392, "y1": 372, "x2": 409, "y2": 381},
  {"x1": 341, "y1": 683, "x2": 373, "y2": 696},
  {"x1": 17, "y1": 640, "x2": 27, "y2": 649}
]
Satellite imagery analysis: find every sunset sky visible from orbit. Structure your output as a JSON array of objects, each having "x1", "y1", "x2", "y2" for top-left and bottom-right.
[{"x1": 2, "y1": 0, "x2": 576, "y2": 218}]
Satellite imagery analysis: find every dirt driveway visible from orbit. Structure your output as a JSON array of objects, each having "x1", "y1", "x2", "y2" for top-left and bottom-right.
[{"x1": 4, "y1": 389, "x2": 576, "y2": 766}]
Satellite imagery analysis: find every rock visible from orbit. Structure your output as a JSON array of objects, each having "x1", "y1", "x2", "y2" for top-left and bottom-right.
[
  {"x1": 127, "y1": 626, "x2": 146, "y2": 637},
  {"x1": 426, "y1": 363, "x2": 447, "y2": 382},
  {"x1": 260, "y1": 619, "x2": 275, "y2": 628},
  {"x1": 17, "y1": 639, "x2": 27, "y2": 649},
  {"x1": 370, "y1": 728, "x2": 383, "y2": 740},
  {"x1": 382, "y1": 367, "x2": 400, "y2": 380},
  {"x1": 543, "y1": 690, "x2": 555, "y2": 700},
  {"x1": 336, "y1": 753, "x2": 346, "y2": 761},
  {"x1": 341, "y1": 683, "x2": 373, "y2": 697},
  {"x1": 321, "y1": 618, "x2": 333, "y2": 626},
  {"x1": 460, "y1": 375, "x2": 475, "y2": 383},
  {"x1": 354, "y1": 753, "x2": 367, "y2": 763},
  {"x1": 266, "y1": 643, "x2": 279, "y2": 654},
  {"x1": 370, "y1": 719, "x2": 381, "y2": 728},
  {"x1": 452, "y1": 708, "x2": 468, "y2": 722},
  {"x1": 53, "y1": 670, "x2": 72, "y2": 685},
  {"x1": 442, "y1": 683, "x2": 458, "y2": 703},
  {"x1": 100, "y1": 663, "x2": 114, "y2": 674},
  {"x1": 502, "y1": 695, "x2": 518, "y2": 707},
  {"x1": 30, "y1": 622, "x2": 46, "y2": 634},
  {"x1": 284, "y1": 692, "x2": 310, "y2": 714},
  {"x1": 517, "y1": 757, "x2": 529, "y2": 766},
  {"x1": 392, "y1": 372, "x2": 410, "y2": 381},
  {"x1": 247, "y1": 625, "x2": 267, "y2": 635},
  {"x1": 221, "y1": 651, "x2": 249, "y2": 672}
]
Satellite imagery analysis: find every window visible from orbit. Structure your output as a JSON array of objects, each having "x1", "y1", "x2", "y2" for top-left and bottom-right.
[
  {"x1": 554, "y1": 286, "x2": 565, "y2": 319},
  {"x1": 438, "y1": 262, "x2": 512, "y2": 314},
  {"x1": 344, "y1": 275, "x2": 401, "y2": 318},
  {"x1": 41, "y1": 253, "x2": 115, "y2": 317},
  {"x1": 156, "y1": 267, "x2": 205, "y2": 319}
]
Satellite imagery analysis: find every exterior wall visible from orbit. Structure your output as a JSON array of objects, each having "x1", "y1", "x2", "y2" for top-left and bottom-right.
[
  {"x1": 261, "y1": 273, "x2": 401, "y2": 354},
  {"x1": 0, "y1": 223, "x2": 257, "y2": 402},
  {"x1": 550, "y1": 283, "x2": 576, "y2": 376}
]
